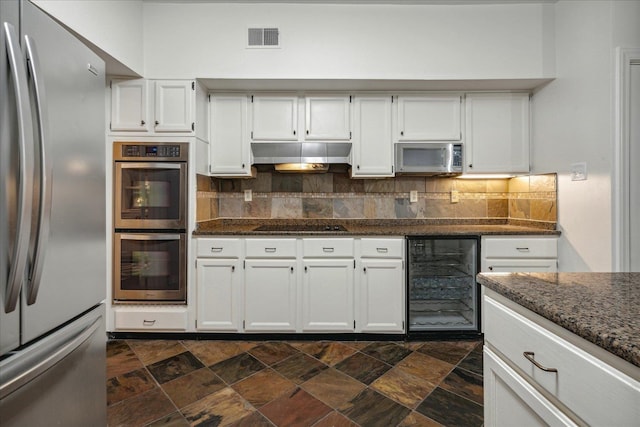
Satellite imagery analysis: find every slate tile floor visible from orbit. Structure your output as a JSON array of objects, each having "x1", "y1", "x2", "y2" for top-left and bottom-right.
[{"x1": 107, "y1": 339, "x2": 483, "y2": 427}]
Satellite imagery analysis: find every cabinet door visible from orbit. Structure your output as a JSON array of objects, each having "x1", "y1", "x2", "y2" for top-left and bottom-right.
[
  {"x1": 209, "y1": 95, "x2": 252, "y2": 175},
  {"x1": 465, "y1": 93, "x2": 530, "y2": 173},
  {"x1": 351, "y1": 96, "x2": 394, "y2": 177},
  {"x1": 244, "y1": 259, "x2": 297, "y2": 331},
  {"x1": 305, "y1": 95, "x2": 351, "y2": 140},
  {"x1": 154, "y1": 80, "x2": 193, "y2": 133},
  {"x1": 251, "y1": 95, "x2": 298, "y2": 140},
  {"x1": 110, "y1": 78, "x2": 150, "y2": 132},
  {"x1": 484, "y1": 347, "x2": 578, "y2": 427},
  {"x1": 358, "y1": 259, "x2": 404, "y2": 332},
  {"x1": 302, "y1": 260, "x2": 354, "y2": 332},
  {"x1": 396, "y1": 95, "x2": 462, "y2": 141},
  {"x1": 196, "y1": 259, "x2": 242, "y2": 331}
]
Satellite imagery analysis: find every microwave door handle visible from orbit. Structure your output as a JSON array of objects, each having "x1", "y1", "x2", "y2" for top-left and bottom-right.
[
  {"x1": 3, "y1": 23, "x2": 35, "y2": 313},
  {"x1": 24, "y1": 35, "x2": 52, "y2": 305}
]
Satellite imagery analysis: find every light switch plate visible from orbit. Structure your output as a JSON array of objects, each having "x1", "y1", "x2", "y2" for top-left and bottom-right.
[
  {"x1": 244, "y1": 189, "x2": 252, "y2": 201},
  {"x1": 410, "y1": 190, "x2": 418, "y2": 203},
  {"x1": 571, "y1": 162, "x2": 587, "y2": 181},
  {"x1": 451, "y1": 190, "x2": 459, "y2": 203}
]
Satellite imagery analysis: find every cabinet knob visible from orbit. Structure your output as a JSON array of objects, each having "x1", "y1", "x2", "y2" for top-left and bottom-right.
[
  {"x1": 140, "y1": 120, "x2": 145, "y2": 125},
  {"x1": 488, "y1": 266, "x2": 493, "y2": 271},
  {"x1": 357, "y1": 165, "x2": 360, "y2": 170},
  {"x1": 290, "y1": 267, "x2": 294, "y2": 272},
  {"x1": 468, "y1": 164, "x2": 473, "y2": 168},
  {"x1": 242, "y1": 163, "x2": 245, "y2": 168},
  {"x1": 155, "y1": 120, "x2": 159, "y2": 126},
  {"x1": 293, "y1": 130, "x2": 296, "y2": 136},
  {"x1": 400, "y1": 131, "x2": 404, "y2": 136},
  {"x1": 306, "y1": 130, "x2": 309, "y2": 135}
]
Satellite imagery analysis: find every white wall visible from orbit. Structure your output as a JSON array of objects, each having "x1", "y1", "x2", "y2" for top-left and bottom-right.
[
  {"x1": 531, "y1": 0, "x2": 640, "y2": 271},
  {"x1": 31, "y1": 0, "x2": 144, "y2": 76},
  {"x1": 142, "y1": 2, "x2": 552, "y2": 80}
]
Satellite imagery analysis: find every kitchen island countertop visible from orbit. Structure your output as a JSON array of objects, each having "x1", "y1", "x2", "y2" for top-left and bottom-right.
[
  {"x1": 194, "y1": 219, "x2": 560, "y2": 236},
  {"x1": 477, "y1": 272, "x2": 640, "y2": 369}
]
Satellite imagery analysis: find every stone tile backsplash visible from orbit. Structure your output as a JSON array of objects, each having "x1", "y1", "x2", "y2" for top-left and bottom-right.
[{"x1": 196, "y1": 172, "x2": 557, "y2": 226}]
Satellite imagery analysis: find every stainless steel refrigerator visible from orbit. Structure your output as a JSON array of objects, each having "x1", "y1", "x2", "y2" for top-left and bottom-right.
[{"x1": 1, "y1": 1, "x2": 106, "y2": 425}]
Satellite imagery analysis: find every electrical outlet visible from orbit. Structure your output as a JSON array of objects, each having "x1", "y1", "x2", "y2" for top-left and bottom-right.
[
  {"x1": 571, "y1": 162, "x2": 587, "y2": 181},
  {"x1": 451, "y1": 190, "x2": 459, "y2": 203},
  {"x1": 410, "y1": 190, "x2": 418, "y2": 203},
  {"x1": 244, "y1": 189, "x2": 252, "y2": 201}
]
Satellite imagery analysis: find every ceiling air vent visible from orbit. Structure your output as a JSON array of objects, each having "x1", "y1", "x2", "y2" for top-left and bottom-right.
[{"x1": 248, "y1": 28, "x2": 280, "y2": 48}]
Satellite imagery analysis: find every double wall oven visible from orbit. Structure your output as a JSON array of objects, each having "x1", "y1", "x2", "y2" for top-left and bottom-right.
[{"x1": 113, "y1": 142, "x2": 188, "y2": 303}]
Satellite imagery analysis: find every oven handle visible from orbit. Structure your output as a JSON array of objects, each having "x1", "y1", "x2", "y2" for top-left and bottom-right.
[
  {"x1": 118, "y1": 234, "x2": 182, "y2": 241},
  {"x1": 116, "y1": 162, "x2": 183, "y2": 170}
]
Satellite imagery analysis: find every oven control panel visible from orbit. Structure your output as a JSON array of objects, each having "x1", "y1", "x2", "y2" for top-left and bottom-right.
[{"x1": 114, "y1": 142, "x2": 189, "y2": 161}]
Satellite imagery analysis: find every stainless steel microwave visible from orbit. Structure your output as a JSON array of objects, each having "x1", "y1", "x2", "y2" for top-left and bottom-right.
[{"x1": 395, "y1": 143, "x2": 463, "y2": 175}]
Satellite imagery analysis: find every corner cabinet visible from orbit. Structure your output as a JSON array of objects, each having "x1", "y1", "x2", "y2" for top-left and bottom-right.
[
  {"x1": 208, "y1": 94, "x2": 252, "y2": 176},
  {"x1": 110, "y1": 79, "x2": 195, "y2": 134},
  {"x1": 351, "y1": 96, "x2": 394, "y2": 177},
  {"x1": 465, "y1": 93, "x2": 530, "y2": 174}
]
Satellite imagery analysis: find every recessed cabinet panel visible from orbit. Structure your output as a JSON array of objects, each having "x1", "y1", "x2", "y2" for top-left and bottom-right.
[
  {"x1": 154, "y1": 80, "x2": 193, "y2": 132},
  {"x1": 302, "y1": 260, "x2": 354, "y2": 332},
  {"x1": 196, "y1": 259, "x2": 241, "y2": 331},
  {"x1": 465, "y1": 93, "x2": 530, "y2": 173},
  {"x1": 209, "y1": 95, "x2": 251, "y2": 175},
  {"x1": 244, "y1": 259, "x2": 297, "y2": 331},
  {"x1": 251, "y1": 96, "x2": 298, "y2": 140},
  {"x1": 305, "y1": 96, "x2": 351, "y2": 140},
  {"x1": 352, "y1": 96, "x2": 393, "y2": 177},
  {"x1": 110, "y1": 79, "x2": 150, "y2": 132},
  {"x1": 396, "y1": 95, "x2": 462, "y2": 141}
]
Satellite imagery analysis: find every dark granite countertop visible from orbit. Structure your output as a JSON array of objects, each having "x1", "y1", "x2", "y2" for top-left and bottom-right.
[
  {"x1": 477, "y1": 272, "x2": 640, "y2": 368},
  {"x1": 194, "y1": 219, "x2": 560, "y2": 237}
]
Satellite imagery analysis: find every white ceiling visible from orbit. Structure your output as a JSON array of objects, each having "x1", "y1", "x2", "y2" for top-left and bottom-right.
[{"x1": 143, "y1": 0, "x2": 557, "y2": 4}]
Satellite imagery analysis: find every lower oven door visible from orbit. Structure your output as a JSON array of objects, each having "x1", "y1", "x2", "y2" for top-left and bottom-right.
[{"x1": 113, "y1": 233, "x2": 186, "y2": 303}]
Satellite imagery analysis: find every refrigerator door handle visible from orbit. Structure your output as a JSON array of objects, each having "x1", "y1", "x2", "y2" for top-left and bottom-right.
[
  {"x1": 2, "y1": 22, "x2": 35, "y2": 313},
  {"x1": 23, "y1": 35, "x2": 52, "y2": 305},
  {"x1": 0, "y1": 314, "x2": 101, "y2": 399}
]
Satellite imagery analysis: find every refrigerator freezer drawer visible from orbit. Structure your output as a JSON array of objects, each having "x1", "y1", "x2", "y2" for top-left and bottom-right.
[{"x1": 0, "y1": 305, "x2": 106, "y2": 426}]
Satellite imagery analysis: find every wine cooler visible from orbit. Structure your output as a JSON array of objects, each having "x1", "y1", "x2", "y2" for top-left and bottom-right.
[{"x1": 406, "y1": 236, "x2": 480, "y2": 337}]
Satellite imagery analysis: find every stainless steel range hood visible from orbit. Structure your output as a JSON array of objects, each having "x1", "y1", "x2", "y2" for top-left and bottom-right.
[{"x1": 251, "y1": 142, "x2": 352, "y2": 172}]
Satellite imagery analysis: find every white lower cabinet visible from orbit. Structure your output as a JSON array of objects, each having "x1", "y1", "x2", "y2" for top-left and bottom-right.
[
  {"x1": 357, "y1": 238, "x2": 405, "y2": 333},
  {"x1": 484, "y1": 291, "x2": 640, "y2": 426},
  {"x1": 244, "y1": 259, "x2": 297, "y2": 332},
  {"x1": 196, "y1": 259, "x2": 241, "y2": 331},
  {"x1": 481, "y1": 236, "x2": 558, "y2": 273},
  {"x1": 302, "y1": 259, "x2": 354, "y2": 331}
]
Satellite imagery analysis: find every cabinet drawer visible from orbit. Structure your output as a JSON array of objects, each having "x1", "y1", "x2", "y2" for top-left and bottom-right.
[
  {"x1": 303, "y1": 238, "x2": 354, "y2": 257},
  {"x1": 360, "y1": 238, "x2": 403, "y2": 258},
  {"x1": 196, "y1": 238, "x2": 241, "y2": 258},
  {"x1": 482, "y1": 236, "x2": 557, "y2": 258},
  {"x1": 114, "y1": 308, "x2": 188, "y2": 331},
  {"x1": 245, "y1": 238, "x2": 297, "y2": 258},
  {"x1": 484, "y1": 295, "x2": 640, "y2": 426},
  {"x1": 482, "y1": 258, "x2": 557, "y2": 273}
]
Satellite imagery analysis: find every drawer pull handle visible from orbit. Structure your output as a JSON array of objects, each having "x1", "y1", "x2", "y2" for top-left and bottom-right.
[
  {"x1": 376, "y1": 247, "x2": 388, "y2": 253},
  {"x1": 523, "y1": 351, "x2": 557, "y2": 373},
  {"x1": 265, "y1": 247, "x2": 276, "y2": 253},
  {"x1": 210, "y1": 247, "x2": 223, "y2": 252},
  {"x1": 516, "y1": 247, "x2": 530, "y2": 252},
  {"x1": 143, "y1": 319, "x2": 156, "y2": 326},
  {"x1": 323, "y1": 247, "x2": 334, "y2": 252}
]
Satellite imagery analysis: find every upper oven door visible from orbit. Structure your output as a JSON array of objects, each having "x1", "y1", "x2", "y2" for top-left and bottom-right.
[{"x1": 114, "y1": 162, "x2": 187, "y2": 230}]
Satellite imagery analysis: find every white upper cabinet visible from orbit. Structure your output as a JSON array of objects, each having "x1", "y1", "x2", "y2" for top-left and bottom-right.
[
  {"x1": 208, "y1": 94, "x2": 252, "y2": 176},
  {"x1": 395, "y1": 95, "x2": 462, "y2": 141},
  {"x1": 110, "y1": 78, "x2": 194, "y2": 134},
  {"x1": 153, "y1": 80, "x2": 194, "y2": 133},
  {"x1": 304, "y1": 95, "x2": 351, "y2": 140},
  {"x1": 110, "y1": 78, "x2": 150, "y2": 132},
  {"x1": 465, "y1": 93, "x2": 530, "y2": 173},
  {"x1": 351, "y1": 95, "x2": 394, "y2": 177},
  {"x1": 251, "y1": 95, "x2": 298, "y2": 140}
]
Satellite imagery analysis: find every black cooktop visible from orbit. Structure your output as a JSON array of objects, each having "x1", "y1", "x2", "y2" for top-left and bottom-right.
[{"x1": 253, "y1": 224, "x2": 348, "y2": 232}]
